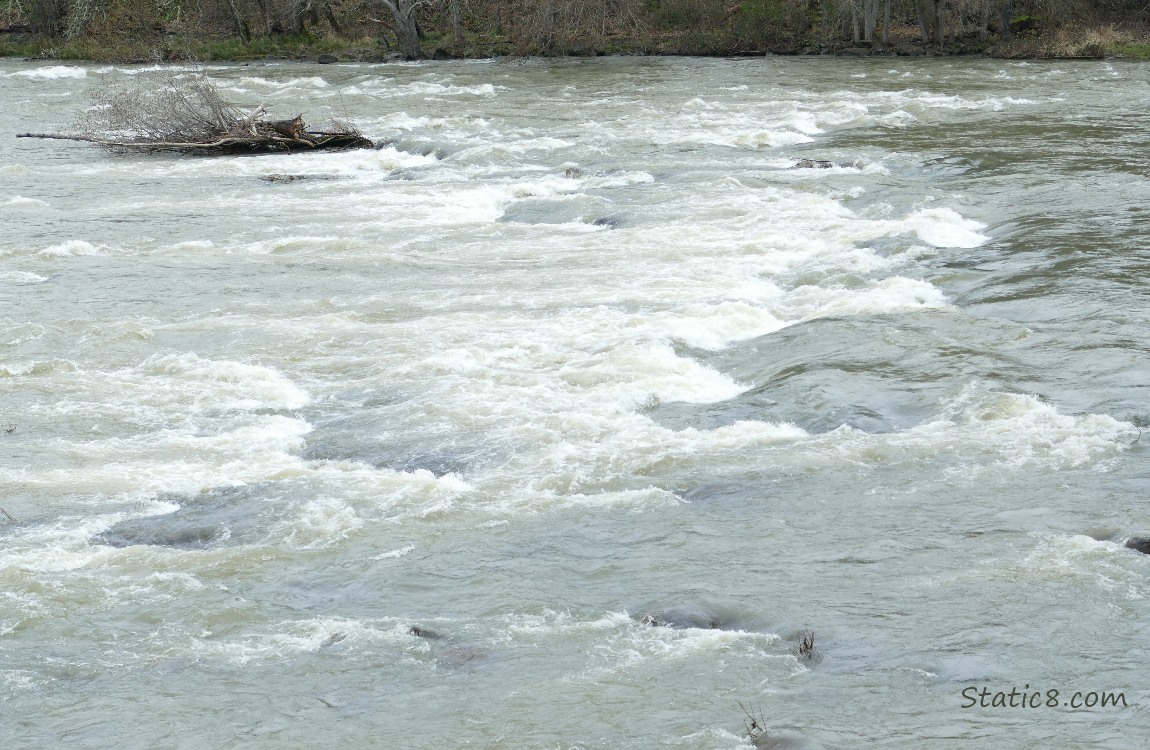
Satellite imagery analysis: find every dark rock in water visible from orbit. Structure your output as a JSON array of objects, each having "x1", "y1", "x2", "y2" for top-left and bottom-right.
[
  {"x1": 302, "y1": 409, "x2": 495, "y2": 476},
  {"x1": 647, "y1": 314, "x2": 988, "y2": 435},
  {"x1": 96, "y1": 484, "x2": 282, "y2": 549},
  {"x1": 680, "y1": 482, "x2": 749, "y2": 504},
  {"x1": 592, "y1": 215, "x2": 623, "y2": 229},
  {"x1": 408, "y1": 625, "x2": 487, "y2": 667},
  {"x1": 321, "y1": 632, "x2": 347, "y2": 647},
  {"x1": 409, "y1": 626, "x2": 445, "y2": 640},
  {"x1": 442, "y1": 645, "x2": 487, "y2": 666},
  {"x1": 793, "y1": 159, "x2": 835, "y2": 170},
  {"x1": 1124, "y1": 537, "x2": 1150, "y2": 554},
  {"x1": 316, "y1": 54, "x2": 339, "y2": 64},
  {"x1": 99, "y1": 524, "x2": 226, "y2": 549},
  {"x1": 260, "y1": 173, "x2": 344, "y2": 184},
  {"x1": 564, "y1": 166, "x2": 584, "y2": 178}
]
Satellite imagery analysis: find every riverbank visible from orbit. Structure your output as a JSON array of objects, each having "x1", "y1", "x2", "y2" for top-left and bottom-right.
[{"x1": 2, "y1": 22, "x2": 1148, "y2": 63}]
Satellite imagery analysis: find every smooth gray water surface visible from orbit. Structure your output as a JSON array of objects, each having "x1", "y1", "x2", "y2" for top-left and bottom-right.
[{"x1": 2, "y1": 57, "x2": 1149, "y2": 748}]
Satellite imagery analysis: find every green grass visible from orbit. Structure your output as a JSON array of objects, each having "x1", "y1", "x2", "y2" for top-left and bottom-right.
[
  {"x1": 192, "y1": 34, "x2": 355, "y2": 61},
  {"x1": 0, "y1": 39, "x2": 43, "y2": 58},
  {"x1": 0, "y1": 32, "x2": 385, "y2": 63},
  {"x1": 1113, "y1": 42, "x2": 1150, "y2": 59}
]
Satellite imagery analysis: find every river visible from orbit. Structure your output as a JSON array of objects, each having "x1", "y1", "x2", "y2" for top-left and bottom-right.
[{"x1": 2, "y1": 56, "x2": 1149, "y2": 748}]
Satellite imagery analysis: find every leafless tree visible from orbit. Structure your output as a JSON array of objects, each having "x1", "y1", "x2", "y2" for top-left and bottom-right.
[{"x1": 382, "y1": 0, "x2": 429, "y2": 58}]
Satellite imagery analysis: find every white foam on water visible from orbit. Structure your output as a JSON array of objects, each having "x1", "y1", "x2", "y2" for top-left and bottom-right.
[
  {"x1": 0, "y1": 271, "x2": 49, "y2": 285},
  {"x1": 371, "y1": 544, "x2": 416, "y2": 560},
  {"x1": 807, "y1": 384, "x2": 1137, "y2": 473},
  {"x1": 162, "y1": 240, "x2": 216, "y2": 254},
  {"x1": 479, "y1": 410, "x2": 806, "y2": 500},
  {"x1": 38, "y1": 239, "x2": 107, "y2": 257},
  {"x1": 3, "y1": 415, "x2": 312, "y2": 497},
  {"x1": 782, "y1": 277, "x2": 949, "y2": 321},
  {"x1": 0, "y1": 514, "x2": 129, "y2": 574},
  {"x1": 1020, "y1": 535, "x2": 1144, "y2": 600},
  {"x1": 13, "y1": 65, "x2": 88, "y2": 79},
  {"x1": 263, "y1": 463, "x2": 474, "y2": 522},
  {"x1": 111, "y1": 64, "x2": 212, "y2": 76},
  {"x1": 188, "y1": 617, "x2": 411, "y2": 665},
  {"x1": 86, "y1": 352, "x2": 311, "y2": 415},
  {"x1": 0, "y1": 670, "x2": 45, "y2": 691},
  {"x1": 0, "y1": 320, "x2": 48, "y2": 347},
  {"x1": 901, "y1": 207, "x2": 989, "y2": 248},
  {"x1": 283, "y1": 496, "x2": 364, "y2": 549},
  {"x1": 2, "y1": 195, "x2": 49, "y2": 208},
  {"x1": 3, "y1": 353, "x2": 314, "y2": 500},
  {"x1": 241, "y1": 235, "x2": 365, "y2": 256},
  {"x1": 400, "y1": 81, "x2": 502, "y2": 97},
  {"x1": 0, "y1": 359, "x2": 78, "y2": 378},
  {"x1": 235, "y1": 75, "x2": 330, "y2": 90},
  {"x1": 496, "y1": 609, "x2": 782, "y2": 680}
]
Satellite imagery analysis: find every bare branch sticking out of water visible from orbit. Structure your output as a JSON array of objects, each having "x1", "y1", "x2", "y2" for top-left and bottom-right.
[
  {"x1": 795, "y1": 628, "x2": 816, "y2": 661},
  {"x1": 1, "y1": 506, "x2": 15, "y2": 523},
  {"x1": 16, "y1": 69, "x2": 374, "y2": 155},
  {"x1": 739, "y1": 701, "x2": 768, "y2": 742}
]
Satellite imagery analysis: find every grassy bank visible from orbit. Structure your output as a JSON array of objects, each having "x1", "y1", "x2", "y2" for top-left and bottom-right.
[{"x1": 2, "y1": 24, "x2": 1149, "y2": 63}]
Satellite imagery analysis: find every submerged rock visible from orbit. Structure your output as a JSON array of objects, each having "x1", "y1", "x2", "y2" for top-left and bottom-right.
[
  {"x1": 407, "y1": 625, "x2": 487, "y2": 667},
  {"x1": 95, "y1": 484, "x2": 281, "y2": 550},
  {"x1": 260, "y1": 173, "x2": 345, "y2": 184},
  {"x1": 792, "y1": 159, "x2": 835, "y2": 169},
  {"x1": 637, "y1": 604, "x2": 725, "y2": 630},
  {"x1": 409, "y1": 626, "x2": 445, "y2": 640},
  {"x1": 751, "y1": 733, "x2": 815, "y2": 750},
  {"x1": 1124, "y1": 537, "x2": 1150, "y2": 554}
]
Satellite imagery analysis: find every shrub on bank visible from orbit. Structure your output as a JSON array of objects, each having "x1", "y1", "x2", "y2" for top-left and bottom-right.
[{"x1": 2, "y1": 0, "x2": 1149, "y2": 61}]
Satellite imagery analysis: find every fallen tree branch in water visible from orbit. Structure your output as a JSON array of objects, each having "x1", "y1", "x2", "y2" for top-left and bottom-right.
[
  {"x1": 0, "y1": 506, "x2": 15, "y2": 523},
  {"x1": 16, "y1": 69, "x2": 374, "y2": 155}
]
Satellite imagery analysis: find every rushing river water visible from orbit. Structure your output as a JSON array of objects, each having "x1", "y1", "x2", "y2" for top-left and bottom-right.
[{"x1": 2, "y1": 55, "x2": 1150, "y2": 748}]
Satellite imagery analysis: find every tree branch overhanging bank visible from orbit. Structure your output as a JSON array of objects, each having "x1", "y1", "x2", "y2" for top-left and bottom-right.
[{"x1": 2, "y1": 1, "x2": 1149, "y2": 61}]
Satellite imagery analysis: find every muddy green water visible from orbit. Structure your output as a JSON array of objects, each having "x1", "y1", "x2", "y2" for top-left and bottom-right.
[{"x1": 2, "y1": 57, "x2": 1149, "y2": 748}]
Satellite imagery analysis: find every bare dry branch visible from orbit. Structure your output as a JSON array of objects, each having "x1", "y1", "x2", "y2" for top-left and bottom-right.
[{"x1": 18, "y1": 68, "x2": 373, "y2": 155}]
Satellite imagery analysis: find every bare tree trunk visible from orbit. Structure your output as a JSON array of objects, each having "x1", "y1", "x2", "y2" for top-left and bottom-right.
[
  {"x1": 863, "y1": 0, "x2": 877, "y2": 42},
  {"x1": 383, "y1": 0, "x2": 423, "y2": 59},
  {"x1": 852, "y1": 1, "x2": 861, "y2": 43},
  {"x1": 324, "y1": 1, "x2": 342, "y2": 33},
  {"x1": 914, "y1": 0, "x2": 930, "y2": 43},
  {"x1": 226, "y1": 0, "x2": 252, "y2": 42},
  {"x1": 254, "y1": 0, "x2": 274, "y2": 35},
  {"x1": 933, "y1": 0, "x2": 944, "y2": 46},
  {"x1": 882, "y1": 0, "x2": 891, "y2": 44},
  {"x1": 1001, "y1": 0, "x2": 1013, "y2": 39},
  {"x1": 452, "y1": 0, "x2": 463, "y2": 49},
  {"x1": 540, "y1": 0, "x2": 556, "y2": 52},
  {"x1": 979, "y1": 0, "x2": 989, "y2": 40}
]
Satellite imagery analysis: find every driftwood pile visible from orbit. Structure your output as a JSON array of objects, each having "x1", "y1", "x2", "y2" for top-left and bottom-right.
[{"x1": 17, "y1": 69, "x2": 373, "y2": 155}]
